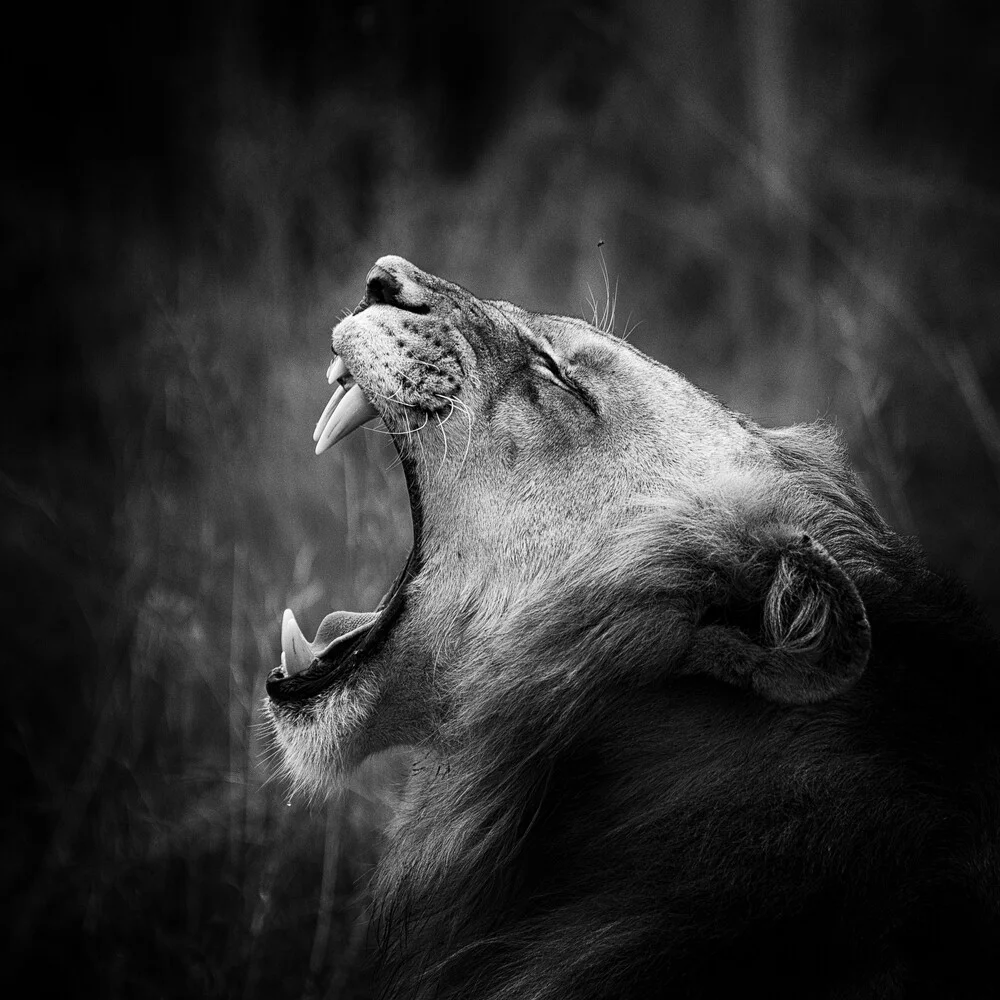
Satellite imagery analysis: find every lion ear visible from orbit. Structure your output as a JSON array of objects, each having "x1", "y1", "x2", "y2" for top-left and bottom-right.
[{"x1": 688, "y1": 528, "x2": 871, "y2": 705}]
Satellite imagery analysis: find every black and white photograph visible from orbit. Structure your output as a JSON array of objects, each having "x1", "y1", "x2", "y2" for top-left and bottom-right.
[{"x1": 5, "y1": 2, "x2": 999, "y2": 997}]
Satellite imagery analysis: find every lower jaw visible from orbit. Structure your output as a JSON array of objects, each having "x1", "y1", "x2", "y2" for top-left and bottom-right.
[
  {"x1": 266, "y1": 545, "x2": 418, "y2": 702},
  {"x1": 267, "y1": 449, "x2": 424, "y2": 705}
]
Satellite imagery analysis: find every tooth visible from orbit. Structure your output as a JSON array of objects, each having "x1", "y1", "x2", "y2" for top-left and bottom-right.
[
  {"x1": 313, "y1": 386, "x2": 346, "y2": 441},
  {"x1": 315, "y1": 384, "x2": 379, "y2": 455},
  {"x1": 281, "y1": 608, "x2": 314, "y2": 677},
  {"x1": 327, "y1": 357, "x2": 348, "y2": 385}
]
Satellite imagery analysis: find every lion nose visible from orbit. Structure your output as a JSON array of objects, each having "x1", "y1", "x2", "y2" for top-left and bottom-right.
[
  {"x1": 365, "y1": 266, "x2": 403, "y2": 306},
  {"x1": 365, "y1": 256, "x2": 431, "y2": 311}
]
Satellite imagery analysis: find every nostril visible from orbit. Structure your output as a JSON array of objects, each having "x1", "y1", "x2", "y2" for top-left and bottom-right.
[
  {"x1": 365, "y1": 267, "x2": 403, "y2": 307},
  {"x1": 362, "y1": 264, "x2": 431, "y2": 315}
]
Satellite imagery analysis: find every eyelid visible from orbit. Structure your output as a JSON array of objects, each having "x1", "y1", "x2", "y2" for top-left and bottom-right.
[
  {"x1": 537, "y1": 352, "x2": 566, "y2": 380},
  {"x1": 532, "y1": 353, "x2": 579, "y2": 395},
  {"x1": 531, "y1": 351, "x2": 600, "y2": 416}
]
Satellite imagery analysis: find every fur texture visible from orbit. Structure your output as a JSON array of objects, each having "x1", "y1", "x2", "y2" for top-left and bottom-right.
[
  {"x1": 268, "y1": 257, "x2": 1000, "y2": 999},
  {"x1": 374, "y1": 440, "x2": 999, "y2": 999}
]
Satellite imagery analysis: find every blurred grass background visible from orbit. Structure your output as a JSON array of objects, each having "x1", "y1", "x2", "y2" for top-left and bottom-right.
[{"x1": 3, "y1": 0, "x2": 999, "y2": 996}]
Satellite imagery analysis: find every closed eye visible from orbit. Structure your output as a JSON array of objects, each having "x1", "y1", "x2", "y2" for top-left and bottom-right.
[
  {"x1": 531, "y1": 352, "x2": 600, "y2": 416},
  {"x1": 534, "y1": 352, "x2": 568, "y2": 385}
]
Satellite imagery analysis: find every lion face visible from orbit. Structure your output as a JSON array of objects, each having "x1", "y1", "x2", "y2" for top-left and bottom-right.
[{"x1": 267, "y1": 256, "x2": 869, "y2": 788}]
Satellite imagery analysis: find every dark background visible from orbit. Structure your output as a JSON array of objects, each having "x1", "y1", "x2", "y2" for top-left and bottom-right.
[{"x1": 3, "y1": 1, "x2": 999, "y2": 996}]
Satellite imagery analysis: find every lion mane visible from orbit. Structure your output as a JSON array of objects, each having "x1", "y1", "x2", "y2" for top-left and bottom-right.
[{"x1": 372, "y1": 427, "x2": 997, "y2": 999}]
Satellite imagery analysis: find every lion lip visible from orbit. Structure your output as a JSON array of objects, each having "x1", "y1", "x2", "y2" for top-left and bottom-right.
[
  {"x1": 266, "y1": 607, "x2": 385, "y2": 702},
  {"x1": 267, "y1": 544, "x2": 419, "y2": 704},
  {"x1": 279, "y1": 608, "x2": 378, "y2": 679}
]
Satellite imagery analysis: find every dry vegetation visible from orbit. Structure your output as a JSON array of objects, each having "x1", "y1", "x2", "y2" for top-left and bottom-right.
[{"x1": 6, "y1": 2, "x2": 999, "y2": 997}]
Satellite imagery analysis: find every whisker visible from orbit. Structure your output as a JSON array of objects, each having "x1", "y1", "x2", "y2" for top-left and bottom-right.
[
  {"x1": 598, "y1": 247, "x2": 612, "y2": 332},
  {"x1": 368, "y1": 387, "x2": 432, "y2": 435},
  {"x1": 447, "y1": 395, "x2": 475, "y2": 480},
  {"x1": 411, "y1": 358, "x2": 444, "y2": 374},
  {"x1": 621, "y1": 313, "x2": 643, "y2": 343},
  {"x1": 436, "y1": 412, "x2": 449, "y2": 477},
  {"x1": 371, "y1": 385, "x2": 418, "y2": 410},
  {"x1": 412, "y1": 412, "x2": 429, "y2": 469},
  {"x1": 433, "y1": 394, "x2": 457, "y2": 430},
  {"x1": 585, "y1": 283, "x2": 600, "y2": 330},
  {"x1": 398, "y1": 415, "x2": 431, "y2": 439}
]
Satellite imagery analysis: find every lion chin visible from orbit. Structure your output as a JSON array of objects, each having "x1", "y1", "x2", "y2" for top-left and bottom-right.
[{"x1": 266, "y1": 256, "x2": 1000, "y2": 999}]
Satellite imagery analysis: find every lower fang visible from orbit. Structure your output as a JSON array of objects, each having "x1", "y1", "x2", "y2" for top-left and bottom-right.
[{"x1": 282, "y1": 608, "x2": 315, "y2": 676}]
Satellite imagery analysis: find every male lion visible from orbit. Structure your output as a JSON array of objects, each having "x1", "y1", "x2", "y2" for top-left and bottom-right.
[{"x1": 267, "y1": 256, "x2": 999, "y2": 999}]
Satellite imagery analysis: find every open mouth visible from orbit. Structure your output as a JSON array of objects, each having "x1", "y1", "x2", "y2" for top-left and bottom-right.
[{"x1": 265, "y1": 349, "x2": 423, "y2": 703}]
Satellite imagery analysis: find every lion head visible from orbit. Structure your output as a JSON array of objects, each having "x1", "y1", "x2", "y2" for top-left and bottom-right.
[
  {"x1": 268, "y1": 256, "x2": 881, "y2": 775},
  {"x1": 266, "y1": 257, "x2": 998, "y2": 998}
]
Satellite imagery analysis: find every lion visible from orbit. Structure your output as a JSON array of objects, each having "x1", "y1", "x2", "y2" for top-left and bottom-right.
[{"x1": 267, "y1": 256, "x2": 1000, "y2": 999}]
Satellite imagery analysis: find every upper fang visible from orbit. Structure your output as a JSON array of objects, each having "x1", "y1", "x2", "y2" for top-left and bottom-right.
[{"x1": 328, "y1": 357, "x2": 348, "y2": 385}]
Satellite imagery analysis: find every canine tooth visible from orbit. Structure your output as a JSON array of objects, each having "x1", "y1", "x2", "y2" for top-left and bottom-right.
[
  {"x1": 315, "y1": 384, "x2": 379, "y2": 455},
  {"x1": 281, "y1": 608, "x2": 314, "y2": 676},
  {"x1": 328, "y1": 356, "x2": 348, "y2": 385},
  {"x1": 313, "y1": 386, "x2": 346, "y2": 442}
]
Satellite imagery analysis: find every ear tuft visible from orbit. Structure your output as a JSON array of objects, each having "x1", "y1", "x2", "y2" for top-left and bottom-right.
[
  {"x1": 756, "y1": 530, "x2": 871, "y2": 703},
  {"x1": 689, "y1": 527, "x2": 871, "y2": 705}
]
